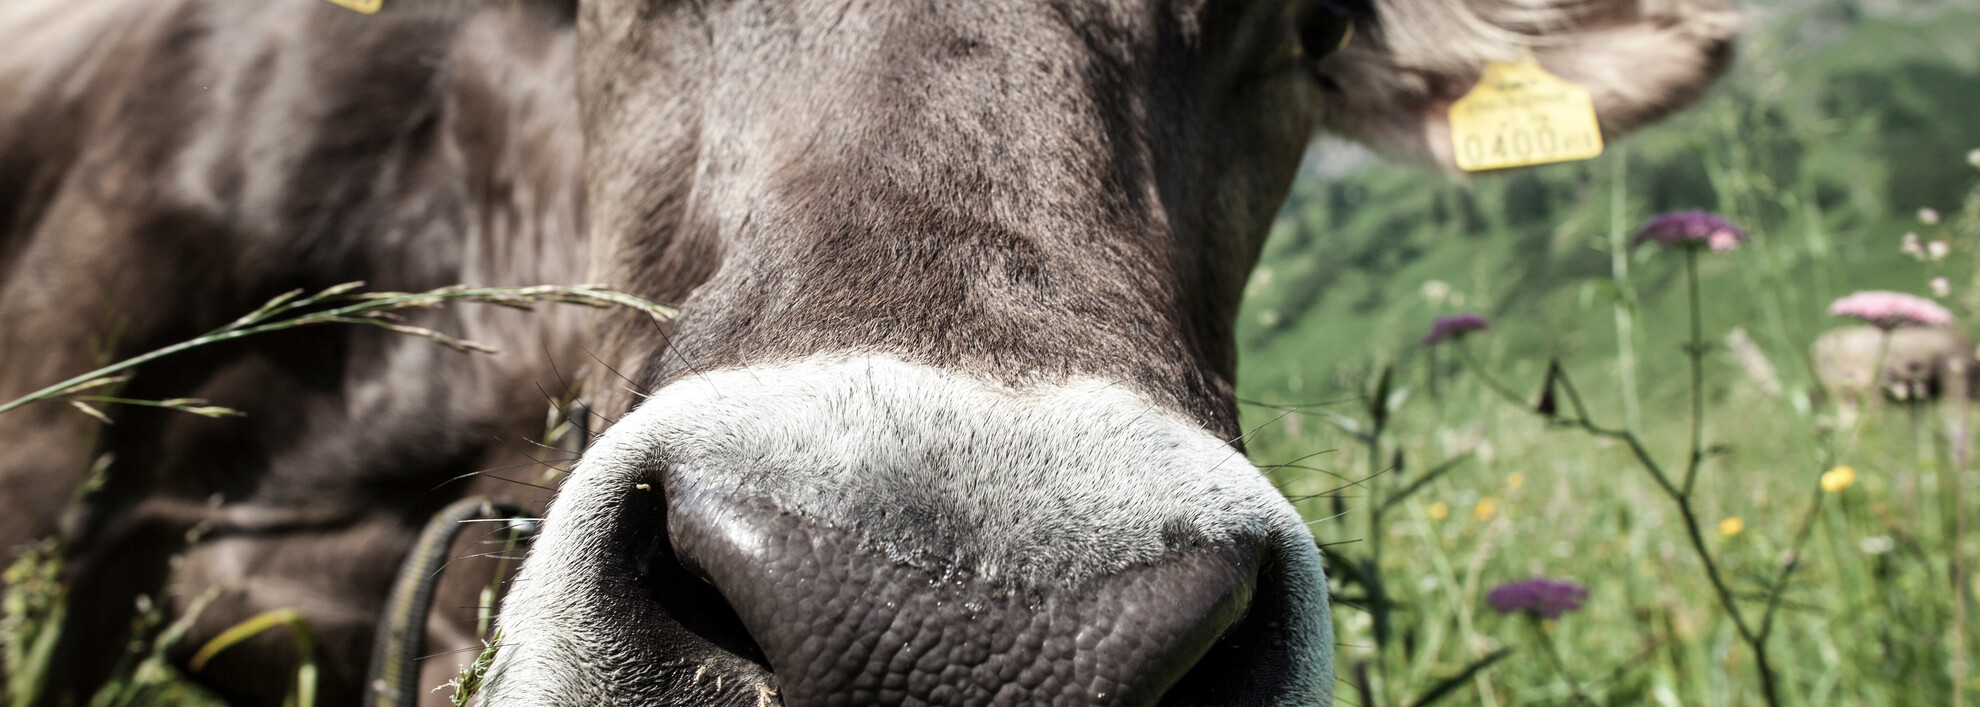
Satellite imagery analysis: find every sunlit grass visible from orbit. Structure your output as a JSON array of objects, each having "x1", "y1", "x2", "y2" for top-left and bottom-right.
[
  {"x1": 1254, "y1": 344, "x2": 1977, "y2": 703},
  {"x1": 1242, "y1": 3, "x2": 1980, "y2": 702}
]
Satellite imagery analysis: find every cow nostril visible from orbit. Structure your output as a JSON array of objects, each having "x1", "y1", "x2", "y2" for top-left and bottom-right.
[{"x1": 667, "y1": 480, "x2": 1259, "y2": 706}]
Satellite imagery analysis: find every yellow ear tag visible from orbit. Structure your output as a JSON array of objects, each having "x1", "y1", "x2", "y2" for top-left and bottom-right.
[
  {"x1": 320, "y1": 0, "x2": 382, "y2": 14},
  {"x1": 1448, "y1": 55, "x2": 1603, "y2": 171}
]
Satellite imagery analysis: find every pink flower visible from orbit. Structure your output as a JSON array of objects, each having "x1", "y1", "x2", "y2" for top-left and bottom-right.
[
  {"x1": 1631, "y1": 211, "x2": 1748, "y2": 253},
  {"x1": 1487, "y1": 578, "x2": 1588, "y2": 619},
  {"x1": 1423, "y1": 313, "x2": 1489, "y2": 345},
  {"x1": 1829, "y1": 290, "x2": 1955, "y2": 329}
]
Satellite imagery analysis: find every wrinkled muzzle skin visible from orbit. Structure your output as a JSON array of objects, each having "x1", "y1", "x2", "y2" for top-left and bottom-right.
[{"x1": 484, "y1": 0, "x2": 1339, "y2": 703}]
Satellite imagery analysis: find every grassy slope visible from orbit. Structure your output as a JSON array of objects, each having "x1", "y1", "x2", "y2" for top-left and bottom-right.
[{"x1": 1237, "y1": 1, "x2": 1980, "y2": 703}]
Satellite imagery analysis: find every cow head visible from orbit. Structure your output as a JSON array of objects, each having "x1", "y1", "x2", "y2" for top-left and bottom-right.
[{"x1": 486, "y1": 0, "x2": 1735, "y2": 704}]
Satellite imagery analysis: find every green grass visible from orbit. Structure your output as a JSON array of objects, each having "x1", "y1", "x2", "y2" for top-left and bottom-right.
[{"x1": 1241, "y1": 1, "x2": 1980, "y2": 703}]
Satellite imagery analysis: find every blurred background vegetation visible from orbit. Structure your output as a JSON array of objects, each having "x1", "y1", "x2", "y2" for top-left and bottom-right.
[{"x1": 1242, "y1": 0, "x2": 1980, "y2": 703}]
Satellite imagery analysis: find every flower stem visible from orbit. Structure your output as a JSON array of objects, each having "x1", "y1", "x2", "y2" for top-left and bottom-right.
[
  {"x1": 1951, "y1": 359, "x2": 1972, "y2": 707},
  {"x1": 1509, "y1": 353, "x2": 1785, "y2": 706},
  {"x1": 1363, "y1": 402, "x2": 1392, "y2": 702},
  {"x1": 1682, "y1": 247, "x2": 1706, "y2": 496},
  {"x1": 1607, "y1": 149, "x2": 1644, "y2": 432},
  {"x1": 1453, "y1": 343, "x2": 1528, "y2": 410},
  {"x1": 1757, "y1": 461, "x2": 1829, "y2": 647},
  {"x1": 1530, "y1": 618, "x2": 1593, "y2": 705}
]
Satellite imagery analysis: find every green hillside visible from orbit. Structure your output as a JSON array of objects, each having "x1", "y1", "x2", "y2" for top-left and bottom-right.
[
  {"x1": 1239, "y1": 1, "x2": 1980, "y2": 703},
  {"x1": 1243, "y1": 1, "x2": 1980, "y2": 405}
]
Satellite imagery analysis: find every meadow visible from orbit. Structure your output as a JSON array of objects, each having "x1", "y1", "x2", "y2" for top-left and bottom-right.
[{"x1": 1241, "y1": 1, "x2": 1980, "y2": 703}]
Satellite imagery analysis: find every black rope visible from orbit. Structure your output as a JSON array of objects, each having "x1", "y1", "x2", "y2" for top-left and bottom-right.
[{"x1": 364, "y1": 497, "x2": 532, "y2": 707}]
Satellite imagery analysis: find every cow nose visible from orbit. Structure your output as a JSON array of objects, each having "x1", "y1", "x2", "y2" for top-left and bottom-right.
[{"x1": 666, "y1": 482, "x2": 1257, "y2": 706}]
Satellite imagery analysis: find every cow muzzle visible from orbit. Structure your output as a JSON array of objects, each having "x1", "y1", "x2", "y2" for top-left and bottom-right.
[{"x1": 484, "y1": 356, "x2": 1333, "y2": 706}]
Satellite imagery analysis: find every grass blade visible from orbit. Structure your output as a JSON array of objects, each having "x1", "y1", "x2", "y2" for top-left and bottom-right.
[
  {"x1": 190, "y1": 609, "x2": 317, "y2": 707},
  {"x1": 1411, "y1": 648, "x2": 1513, "y2": 707}
]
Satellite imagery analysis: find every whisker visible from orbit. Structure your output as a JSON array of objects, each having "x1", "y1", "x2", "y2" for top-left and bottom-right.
[
  {"x1": 430, "y1": 548, "x2": 536, "y2": 578},
  {"x1": 534, "y1": 381, "x2": 572, "y2": 423},
  {"x1": 518, "y1": 436, "x2": 580, "y2": 456},
  {"x1": 1304, "y1": 509, "x2": 1352, "y2": 525},
  {"x1": 471, "y1": 474, "x2": 557, "y2": 492},
  {"x1": 417, "y1": 645, "x2": 502, "y2": 661},
  {"x1": 1237, "y1": 394, "x2": 1363, "y2": 410},
  {"x1": 1284, "y1": 492, "x2": 1364, "y2": 502},
  {"x1": 1224, "y1": 407, "x2": 1294, "y2": 448},
  {"x1": 431, "y1": 457, "x2": 577, "y2": 492},
  {"x1": 642, "y1": 298, "x2": 721, "y2": 393},
  {"x1": 1260, "y1": 448, "x2": 1340, "y2": 471},
  {"x1": 541, "y1": 340, "x2": 576, "y2": 400},
  {"x1": 581, "y1": 345, "x2": 649, "y2": 398},
  {"x1": 1200, "y1": 407, "x2": 1297, "y2": 477},
  {"x1": 1271, "y1": 465, "x2": 1355, "y2": 488},
  {"x1": 459, "y1": 523, "x2": 539, "y2": 548}
]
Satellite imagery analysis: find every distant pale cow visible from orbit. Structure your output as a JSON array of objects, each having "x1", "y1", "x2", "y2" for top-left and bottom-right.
[{"x1": 1813, "y1": 326, "x2": 1978, "y2": 407}]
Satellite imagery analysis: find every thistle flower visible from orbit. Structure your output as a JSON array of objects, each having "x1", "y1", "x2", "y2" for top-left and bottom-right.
[
  {"x1": 1423, "y1": 313, "x2": 1489, "y2": 345},
  {"x1": 1829, "y1": 290, "x2": 1955, "y2": 329},
  {"x1": 1487, "y1": 578, "x2": 1588, "y2": 619},
  {"x1": 1631, "y1": 211, "x2": 1748, "y2": 253}
]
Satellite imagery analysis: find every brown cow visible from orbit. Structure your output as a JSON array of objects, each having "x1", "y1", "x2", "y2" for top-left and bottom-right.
[
  {"x1": 1813, "y1": 325, "x2": 1978, "y2": 408},
  {"x1": 0, "y1": 0, "x2": 1736, "y2": 704}
]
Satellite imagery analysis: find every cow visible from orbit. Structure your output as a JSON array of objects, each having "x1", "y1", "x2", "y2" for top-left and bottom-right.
[
  {"x1": 1813, "y1": 325, "x2": 1979, "y2": 410},
  {"x1": 0, "y1": 0, "x2": 1736, "y2": 704}
]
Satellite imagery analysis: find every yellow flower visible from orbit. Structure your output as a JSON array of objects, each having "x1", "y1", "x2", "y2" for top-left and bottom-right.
[
  {"x1": 1719, "y1": 517, "x2": 1745, "y2": 537},
  {"x1": 1506, "y1": 472, "x2": 1526, "y2": 489},
  {"x1": 1473, "y1": 497, "x2": 1498, "y2": 522},
  {"x1": 1820, "y1": 465, "x2": 1856, "y2": 493},
  {"x1": 1426, "y1": 502, "x2": 1450, "y2": 521}
]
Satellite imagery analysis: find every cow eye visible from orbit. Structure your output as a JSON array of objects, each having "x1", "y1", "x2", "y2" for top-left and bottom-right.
[{"x1": 1296, "y1": 0, "x2": 1359, "y2": 62}]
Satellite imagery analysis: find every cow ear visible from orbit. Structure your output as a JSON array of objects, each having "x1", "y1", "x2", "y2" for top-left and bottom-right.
[{"x1": 1308, "y1": 0, "x2": 1739, "y2": 170}]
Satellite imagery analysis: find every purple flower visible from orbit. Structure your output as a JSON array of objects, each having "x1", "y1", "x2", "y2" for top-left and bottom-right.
[
  {"x1": 1487, "y1": 578, "x2": 1589, "y2": 619},
  {"x1": 1424, "y1": 313, "x2": 1489, "y2": 345},
  {"x1": 1631, "y1": 211, "x2": 1748, "y2": 252},
  {"x1": 1829, "y1": 290, "x2": 1955, "y2": 329}
]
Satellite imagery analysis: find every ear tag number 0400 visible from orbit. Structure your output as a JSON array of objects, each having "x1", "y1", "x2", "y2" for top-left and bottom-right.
[
  {"x1": 321, "y1": 0, "x2": 382, "y2": 14},
  {"x1": 1448, "y1": 56, "x2": 1603, "y2": 171}
]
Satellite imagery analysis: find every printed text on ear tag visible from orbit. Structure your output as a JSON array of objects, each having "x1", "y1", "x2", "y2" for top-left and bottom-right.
[
  {"x1": 320, "y1": 0, "x2": 382, "y2": 14},
  {"x1": 1448, "y1": 57, "x2": 1603, "y2": 171}
]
